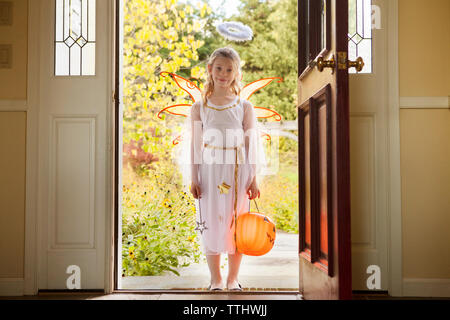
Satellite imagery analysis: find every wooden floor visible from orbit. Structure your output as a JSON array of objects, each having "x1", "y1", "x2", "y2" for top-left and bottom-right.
[
  {"x1": 1, "y1": 291, "x2": 448, "y2": 300},
  {"x1": 352, "y1": 292, "x2": 450, "y2": 300},
  {"x1": 0, "y1": 291, "x2": 302, "y2": 300}
]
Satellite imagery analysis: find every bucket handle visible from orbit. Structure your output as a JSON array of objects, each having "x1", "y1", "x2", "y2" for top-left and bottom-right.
[{"x1": 249, "y1": 198, "x2": 260, "y2": 213}]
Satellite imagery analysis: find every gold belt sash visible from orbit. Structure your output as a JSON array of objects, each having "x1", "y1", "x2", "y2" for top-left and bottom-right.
[{"x1": 204, "y1": 142, "x2": 244, "y2": 254}]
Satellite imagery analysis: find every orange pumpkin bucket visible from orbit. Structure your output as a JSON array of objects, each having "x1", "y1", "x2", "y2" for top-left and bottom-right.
[{"x1": 236, "y1": 199, "x2": 276, "y2": 256}]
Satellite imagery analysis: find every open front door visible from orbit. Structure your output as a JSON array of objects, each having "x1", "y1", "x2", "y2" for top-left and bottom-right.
[{"x1": 298, "y1": 0, "x2": 356, "y2": 299}]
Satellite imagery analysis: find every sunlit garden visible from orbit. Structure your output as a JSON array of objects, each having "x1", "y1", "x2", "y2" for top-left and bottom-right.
[{"x1": 121, "y1": 0, "x2": 298, "y2": 277}]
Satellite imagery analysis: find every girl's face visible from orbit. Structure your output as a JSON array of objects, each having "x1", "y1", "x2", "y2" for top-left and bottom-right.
[{"x1": 208, "y1": 56, "x2": 238, "y2": 90}]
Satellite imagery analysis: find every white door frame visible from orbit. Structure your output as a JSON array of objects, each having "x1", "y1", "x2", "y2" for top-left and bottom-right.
[
  {"x1": 385, "y1": 0, "x2": 402, "y2": 297},
  {"x1": 21, "y1": 0, "x2": 402, "y2": 296}
]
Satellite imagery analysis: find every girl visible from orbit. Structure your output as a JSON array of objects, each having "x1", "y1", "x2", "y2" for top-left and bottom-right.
[{"x1": 189, "y1": 47, "x2": 263, "y2": 291}]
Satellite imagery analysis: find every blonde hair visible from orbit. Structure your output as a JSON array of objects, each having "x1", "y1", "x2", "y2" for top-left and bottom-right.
[{"x1": 203, "y1": 47, "x2": 242, "y2": 105}]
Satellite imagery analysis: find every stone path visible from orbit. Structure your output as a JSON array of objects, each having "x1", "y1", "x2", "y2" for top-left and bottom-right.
[{"x1": 121, "y1": 231, "x2": 299, "y2": 290}]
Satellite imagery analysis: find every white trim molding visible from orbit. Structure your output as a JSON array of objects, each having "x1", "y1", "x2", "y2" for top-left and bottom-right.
[
  {"x1": 400, "y1": 96, "x2": 450, "y2": 109},
  {"x1": 105, "y1": 0, "x2": 116, "y2": 295},
  {"x1": 0, "y1": 278, "x2": 24, "y2": 296},
  {"x1": 403, "y1": 278, "x2": 450, "y2": 298}
]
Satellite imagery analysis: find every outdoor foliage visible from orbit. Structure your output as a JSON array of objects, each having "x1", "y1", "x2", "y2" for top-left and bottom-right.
[
  {"x1": 232, "y1": 0, "x2": 298, "y2": 121},
  {"x1": 254, "y1": 136, "x2": 298, "y2": 234},
  {"x1": 121, "y1": 161, "x2": 203, "y2": 276}
]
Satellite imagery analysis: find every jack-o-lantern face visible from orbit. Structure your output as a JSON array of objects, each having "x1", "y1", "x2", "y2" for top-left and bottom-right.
[{"x1": 236, "y1": 212, "x2": 276, "y2": 256}]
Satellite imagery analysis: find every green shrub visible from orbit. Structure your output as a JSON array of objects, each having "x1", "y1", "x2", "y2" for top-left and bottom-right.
[
  {"x1": 121, "y1": 161, "x2": 202, "y2": 277},
  {"x1": 258, "y1": 171, "x2": 299, "y2": 234}
]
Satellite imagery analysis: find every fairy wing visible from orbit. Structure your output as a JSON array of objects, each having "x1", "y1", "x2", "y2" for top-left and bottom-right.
[
  {"x1": 240, "y1": 77, "x2": 283, "y2": 122},
  {"x1": 160, "y1": 72, "x2": 202, "y2": 103},
  {"x1": 254, "y1": 106, "x2": 282, "y2": 121},
  {"x1": 240, "y1": 77, "x2": 283, "y2": 100},
  {"x1": 157, "y1": 72, "x2": 202, "y2": 119},
  {"x1": 159, "y1": 73, "x2": 282, "y2": 143},
  {"x1": 161, "y1": 74, "x2": 282, "y2": 104},
  {"x1": 158, "y1": 72, "x2": 201, "y2": 144},
  {"x1": 172, "y1": 134, "x2": 183, "y2": 145},
  {"x1": 157, "y1": 103, "x2": 191, "y2": 119},
  {"x1": 159, "y1": 74, "x2": 283, "y2": 120},
  {"x1": 260, "y1": 131, "x2": 271, "y2": 142}
]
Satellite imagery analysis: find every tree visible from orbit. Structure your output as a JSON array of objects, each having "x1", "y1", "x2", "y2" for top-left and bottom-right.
[{"x1": 231, "y1": 0, "x2": 298, "y2": 121}]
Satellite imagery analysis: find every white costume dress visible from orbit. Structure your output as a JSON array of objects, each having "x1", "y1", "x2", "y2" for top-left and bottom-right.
[{"x1": 188, "y1": 95, "x2": 265, "y2": 255}]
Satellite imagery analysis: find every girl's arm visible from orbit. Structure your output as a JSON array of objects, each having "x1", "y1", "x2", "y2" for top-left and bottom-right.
[{"x1": 190, "y1": 101, "x2": 202, "y2": 184}]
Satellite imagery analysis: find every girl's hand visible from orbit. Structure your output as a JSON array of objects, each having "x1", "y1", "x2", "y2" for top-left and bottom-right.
[
  {"x1": 246, "y1": 179, "x2": 260, "y2": 200},
  {"x1": 190, "y1": 181, "x2": 202, "y2": 199}
]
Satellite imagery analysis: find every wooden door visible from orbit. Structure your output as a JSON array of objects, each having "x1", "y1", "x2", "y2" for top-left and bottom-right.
[{"x1": 298, "y1": 0, "x2": 357, "y2": 299}]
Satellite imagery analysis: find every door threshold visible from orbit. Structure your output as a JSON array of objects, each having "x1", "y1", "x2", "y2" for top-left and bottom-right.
[{"x1": 113, "y1": 289, "x2": 300, "y2": 295}]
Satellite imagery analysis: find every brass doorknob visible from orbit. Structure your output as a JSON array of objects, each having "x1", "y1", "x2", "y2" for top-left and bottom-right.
[
  {"x1": 316, "y1": 55, "x2": 335, "y2": 72},
  {"x1": 348, "y1": 57, "x2": 365, "y2": 72}
]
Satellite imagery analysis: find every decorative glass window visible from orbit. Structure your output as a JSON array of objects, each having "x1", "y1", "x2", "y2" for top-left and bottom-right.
[
  {"x1": 55, "y1": 0, "x2": 96, "y2": 76},
  {"x1": 348, "y1": 0, "x2": 372, "y2": 73},
  {"x1": 319, "y1": 0, "x2": 328, "y2": 51},
  {"x1": 299, "y1": 0, "x2": 330, "y2": 77}
]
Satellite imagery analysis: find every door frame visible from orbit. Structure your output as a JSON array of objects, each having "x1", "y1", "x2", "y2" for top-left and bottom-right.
[
  {"x1": 18, "y1": 0, "x2": 402, "y2": 296},
  {"x1": 385, "y1": 0, "x2": 402, "y2": 297},
  {"x1": 108, "y1": 0, "x2": 300, "y2": 294}
]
